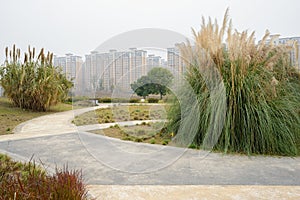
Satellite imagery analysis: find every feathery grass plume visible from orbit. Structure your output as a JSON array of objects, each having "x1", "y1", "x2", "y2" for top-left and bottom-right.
[
  {"x1": 32, "y1": 47, "x2": 35, "y2": 59},
  {"x1": 17, "y1": 48, "x2": 20, "y2": 60},
  {"x1": 12, "y1": 44, "x2": 16, "y2": 62},
  {"x1": 167, "y1": 9, "x2": 300, "y2": 156},
  {"x1": 49, "y1": 52, "x2": 53, "y2": 63},
  {"x1": 5, "y1": 47, "x2": 8, "y2": 60},
  {"x1": 28, "y1": 45, "x2": 32, "y2": 61},
  {"x1": 24, "y1": 53, "x2": 28, "y2": 63}
]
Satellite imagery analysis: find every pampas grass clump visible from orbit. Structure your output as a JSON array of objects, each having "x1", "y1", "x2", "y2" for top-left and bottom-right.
[{"x1": 167, "y1": 9, "x2": 300, "y2": 156}]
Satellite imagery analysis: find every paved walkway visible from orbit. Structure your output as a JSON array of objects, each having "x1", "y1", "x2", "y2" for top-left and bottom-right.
[{"x1": 0, "y1": 104, "x2": 299, "y2": 199}]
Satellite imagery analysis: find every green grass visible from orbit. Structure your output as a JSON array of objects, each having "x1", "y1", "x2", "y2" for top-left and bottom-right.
[
  {"x1": 73, "y1": 105, "x2": 167, "y2": 126},
  {"x1": 0, "y1": 97, "x2": 74, "y2": 135}
]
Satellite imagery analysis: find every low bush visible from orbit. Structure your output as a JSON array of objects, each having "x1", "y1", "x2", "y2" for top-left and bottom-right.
[
  {"x1": 147, "y1": 98, "x2": 159, "y2": 103},
  {"x1": 188, "y1": 143, "x2": 198, "y2": 149},
  {"x1": 134, "y1": 138, "x2": 143, "y2": 142},
  {"x1": 162, "y1": 140, "x2": 169, "y2": 145},
  {"x1": 97, "y1": 98, "x2": 140, "y2": 103},
  {"x1": 149, "y1": 138, "x2": 156, "y2": 144},
  {"x1": 129, "y1": 98, "x2": 140, "y2": 103},
  {"x1": 98, "y1": 97, "x2": 112, "y2": 103}
]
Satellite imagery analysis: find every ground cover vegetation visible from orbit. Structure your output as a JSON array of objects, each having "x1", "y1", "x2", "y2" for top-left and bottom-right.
[
  {"x1": 91, "y1": 122, "x2": 171, "y2": 145},
  {"x1": 73, "y1": 105, "x2": 167, "y2": 125}
]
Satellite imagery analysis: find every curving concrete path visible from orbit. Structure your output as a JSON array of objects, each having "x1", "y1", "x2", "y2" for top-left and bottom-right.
[{"x1": 0, "y1": 104, "x2": 300, "y2": 199}]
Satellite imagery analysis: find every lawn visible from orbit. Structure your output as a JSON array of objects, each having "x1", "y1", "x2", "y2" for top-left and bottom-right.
[
  {"x1": 0, "y1": 97, "x2": 74, "y2": 135},
  {"x1": 73, "y1": 105, "x2": 168, "y2": 126}
]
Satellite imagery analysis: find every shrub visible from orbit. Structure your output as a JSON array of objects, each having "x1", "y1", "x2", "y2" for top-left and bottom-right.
[
  {"x1": 134, "y1": 138, "x2": 143, "y2": 142},
  {"x1": 98, "y1": 97, "x2": 112, "y2": 103},
  {"x1": 167, "y1": 9, "x2": 300, "y2": 156},
  {"x1": 141, "y1": 122, "x2": 147, "y2": 126},
  {"x1": 0, "y1": 45, "x2": 73, "y2": 111},
  {"x1": 114, "y1": 124, "x2": 120, "y2": 128},
  {"x1": 147, "y1": 98, "x2": 159, "y2": 103},
  {"x1": 149, "y1": 138, "x2": 156, "y2": 144},
  {"x1": 122, "y1": 136, "x2": 134, "y2": 141},
  {"x1": 98, "y1": 98, "x2": 140, "y2": 103},
  {"x1": 162, "y1": 140, "x2": 169, "y2": 145},
  {"x1": 188, "y1": 144, "x2": 198, "y2": 149},
  {"x1": 129, "y1": 98, "x2": 140, "y2": 103}
]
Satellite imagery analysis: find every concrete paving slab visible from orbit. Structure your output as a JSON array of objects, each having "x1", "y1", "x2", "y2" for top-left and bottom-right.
[{"x1": 87, "y1": 185, "x2": 300, "y2": 200}]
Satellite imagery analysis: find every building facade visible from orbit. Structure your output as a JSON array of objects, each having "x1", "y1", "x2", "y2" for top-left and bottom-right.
[
  {"x1": 56, "y1": 44, "x2": 188, "y2": 96},
  {"x1": 147, "y1": 54, "x2": 162, "y2": 72},
  {"x1": 53, "y1": 53, "x2": 83, "y2": 95},
  {"x1": 84, "y1": 48, "x2": 147, "y2": 92},
  {"x1": 167, "y1": 43, "x2": 185, "y2": 77}
]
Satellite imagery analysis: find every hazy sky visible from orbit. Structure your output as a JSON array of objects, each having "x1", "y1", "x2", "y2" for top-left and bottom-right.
[{"x1": 1, "y1": 0, "x2": 299, "y2": 62}]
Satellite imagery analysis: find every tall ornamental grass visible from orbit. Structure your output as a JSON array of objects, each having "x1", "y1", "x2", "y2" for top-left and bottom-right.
[
  {"x1": 167, "y1": 9, "x2": 300, "y2": 156},
  {"x1": 0, "y1": 45, "x2": 73, "y2": 111}
]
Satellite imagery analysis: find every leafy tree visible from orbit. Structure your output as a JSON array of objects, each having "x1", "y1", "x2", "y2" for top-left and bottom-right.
[
  {"x1": 131, "y1": 67, "x2": 173, "y2": 99},
  {"x1": 147, "y1": 67, "x2": 173, "y2": 99},
  {"x1": 130, "y1": 76, "x2": 152, "y2": 99},
  {"x1": 0, "y1": 45, "x2": 73, "y2": 111}
]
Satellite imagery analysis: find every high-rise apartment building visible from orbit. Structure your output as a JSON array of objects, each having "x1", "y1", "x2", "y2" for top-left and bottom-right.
[
  {"x1": 167, "y1": 43, "x2": 185, "y2": 76},
  {"x1": 147, "y1": 54, "x2": 162, "y2": 72},
  {"x1": 63, "y1": 44, "x2": 189, "y2": 95},
  {"x1": 84, "y1": 48, "x2": 147, "y2": 92},
  {"x1": 84, "y1": 51, "x2": 107, "y2": 92},
  {"x1": 53, "y1": 53, "x2": 83, "y2": 94},
  {"x1": 129, "y1": 48, "x2": 147, "y2": 84}
]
